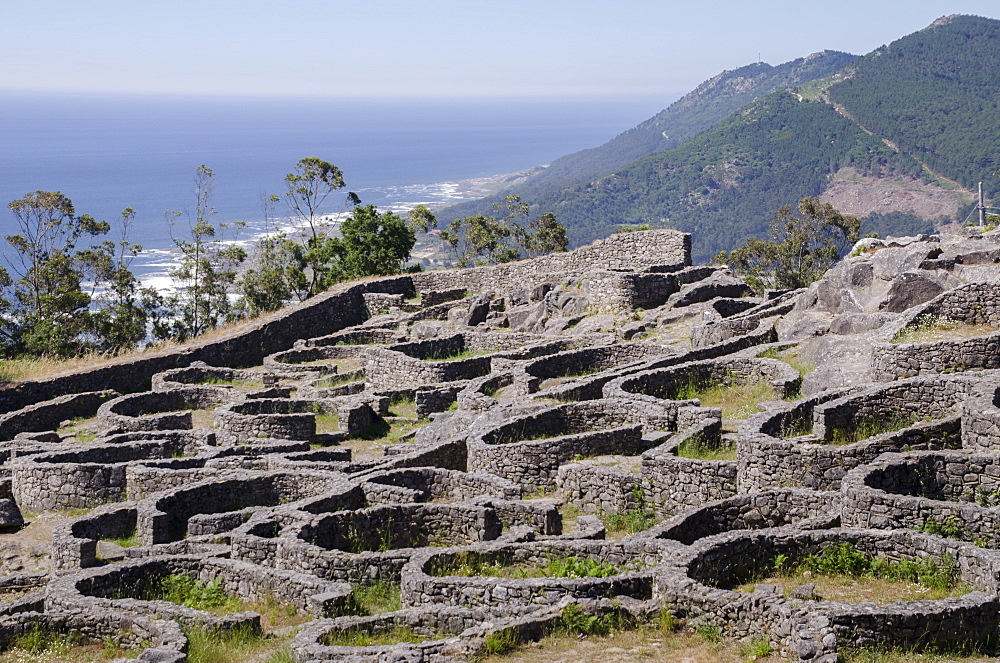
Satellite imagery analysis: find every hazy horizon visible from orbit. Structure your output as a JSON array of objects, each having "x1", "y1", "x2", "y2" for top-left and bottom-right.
[{"x1": 2, "y1": 2, "x2": 998, "y2": 100}]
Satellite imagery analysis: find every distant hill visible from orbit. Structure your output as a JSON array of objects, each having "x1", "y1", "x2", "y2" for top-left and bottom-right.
[
  {"x1": 441, "y1": 50, "x2": 858, "y2": 222},
  {"x1": 827, "y1": 14, "x2": 1000, "y2": 199},
  {"x1": 531, "y1": 91, "x2": 921, "y2": 262},
  {"x1": 440, "y1": 15, "x2": 999, "y2": 262}
]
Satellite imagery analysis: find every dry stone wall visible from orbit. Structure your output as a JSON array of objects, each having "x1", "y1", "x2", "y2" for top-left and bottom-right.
[{"x1": 10, "y1": 229, "x2": 1000, "y2": 661}]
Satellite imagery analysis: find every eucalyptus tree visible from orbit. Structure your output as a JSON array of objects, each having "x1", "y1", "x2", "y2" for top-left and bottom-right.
[
  {"x1": 714, "y1": 197, "x2": 861, "y2": 293},
  {"x1": 158, "y1": 165, "x2": 246, "y2": 341},
  {"x1": 2, "y1": 190, "x2": 109, "y2": 356}
]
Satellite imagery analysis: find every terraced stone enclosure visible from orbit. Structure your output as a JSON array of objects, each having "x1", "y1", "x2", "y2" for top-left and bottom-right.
[{"x1": 7, "y1": 228, "x2": 1000, "y2": 661}]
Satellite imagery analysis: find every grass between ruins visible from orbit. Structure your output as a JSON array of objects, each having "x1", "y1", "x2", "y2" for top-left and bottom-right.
[
  {"x1": 387, "y1": 395, "x2": 417, "y2": 418},
  {"x1": 196, "y1": 376, "x2": 264, "y2": 391},
  {"x1": 431, "y1": 553, "x2": 626, "y2": 579},
  {"x1": 478, "y1": 605, "x2": 784, "y2": 662},
  {"x1": 892, "y1": 316, "x2": 998, "y2": 344},
  {"x1": 349, "y1": 581, "x2": 402, "y2": 614},
  {"x1": 684, "y1": 380, "x2": 779, "y2": 419},
  {"x1": 676, "y1": 438, "x2": 737, "y2": 461},
  {"x1": 182, "y1": 624, "x2": 294, "y2": 663},
  {"x1": 339, "y1": 414, "x2": 429, "y2": 459},
  {"x1": 0, "y1": 624, "x2": 148, "y2": 662},
  {"x1": 828, "y1": 416, "x2": 920, "y2": 446},
  {"x1": 57, "y1": 416, "x2": 99, "y2": 443},
  {"x1": 320, "y1": 625, "x2": 428, "y2": 647},
  {"x1": 757, "y1": 346, "x2": 815, "y2": 379},
  {"x1": 313, "y1": 372, "x2": 360, "y2": 388},
  {"x1": 734, "y1": 543, "x2": 966, "y2": 603},
  {"x1": 314, "y1": 413, "x2": 341, "y2": 434},
  {"x1": 479, "y1": 612, "x2": 1000, "y2": 663},
  {"x1": 122, "y1": 573, "x2": 309, "y2": 629},
  {"x1": 96, "y1": 529, "x2": 140, "y2": 559},
  {"x1": 425, "y1": 348, "x2": 493, "y2": 362},
  {"x1": 598, "y1": 487, "x2": 658, "y2": 537}
]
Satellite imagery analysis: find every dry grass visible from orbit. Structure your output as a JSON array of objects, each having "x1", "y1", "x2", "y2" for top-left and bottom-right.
[
  {"x1": 839, "y1": 648, "x2": 1000, "y2": 662},
  {"x1": 387, "y1": 397, "x2": 417, "y2": 418},
  {"x1": 893, "y1": 318, "x2": 998, "y2": 344},
  {"x1": 737, "y1": 572, "x2": 967, "y2": 604},
  {"x1": 190, "y1": 409, "x2": 216, "y2": 429},
  {"x1": 0, "y1": 315, "x2": 276, "y2": 387},
  {"x1": 679, "y1": 379, "x2": 781, "y2": 420},
  {"x1": 0, "y1": 354, "x2": 117, "y2": 386},
  {"x1": 477, "y1": 624, "x2": 779, "y2": 663}
]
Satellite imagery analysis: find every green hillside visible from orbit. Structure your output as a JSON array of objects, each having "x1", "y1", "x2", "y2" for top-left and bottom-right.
[
  {"x1": 442, "y1": 51, "x2": 857, "y2": 222},
  {"x1": 534, "y1": 91, "x2": 921, "y2": 262},
  {"x1": 827, "y1": 14, "x2": 1000, "y2": 198},
  {"x1": 441, "y1": 15, "x2": 999, "y2": 262}
]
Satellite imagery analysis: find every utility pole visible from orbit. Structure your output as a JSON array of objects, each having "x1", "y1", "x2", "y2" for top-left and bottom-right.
[{"x1": 980, "y1": 182, "x2": 987, "y2": 227}]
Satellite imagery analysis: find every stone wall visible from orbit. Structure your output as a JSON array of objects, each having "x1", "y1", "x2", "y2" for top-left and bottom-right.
[
  {"x1": 410, "y1": 229, "x2": 691, "y2": 296},
  {"x1": 872, "y1": 282, "x2": 1000, "y2": 380},
  {"x1": 0, "y1": 390, "x2": 117, "y2": 441},
  {"x1": 841, "y1": 450, "x2": 1000, "y2": 546}
]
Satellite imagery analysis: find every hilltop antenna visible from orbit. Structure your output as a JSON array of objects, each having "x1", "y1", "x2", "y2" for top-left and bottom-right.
[{"x1": 980, "y1": 182, "x2": 986, "y2": 227}]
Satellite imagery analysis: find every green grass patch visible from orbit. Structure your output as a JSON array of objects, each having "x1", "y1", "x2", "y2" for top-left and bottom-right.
[
  {"x1": 57, "y1": 415, "x2": 99, "y2": 443},
  {"x1": 676, "y1": 439, "x2": 736, "y2": 461},
  {"x1": 1, "y1": 624, "x2": 146, "y2": 661},
  {"x1": 197, "y1": 376, "x2": 264, "y2": 390},
  {"x1": 601, "y1": 508, "x2": 657, "y2": 536},
  {"x1": 758, "y1": 346, "x2": 815, "y2": 379},
  {"x1": 128, "y1": 573, "x2": 242, "y2": 614},
  {"x1": 349, "y1": 582, "x2": 401, "y2": 615},
  {"x1": 313, "y1": 373, "x2": 358, "y2": 389},
  {"x1": 737, "y1": 543, "x2": 965, "y2": 603},
  {"x1": 355, "y1": 416, "x2": 428, "y2": 445},
  {"x1": 424, "y1": 348, "x2": 492, "y2": 362},
  {"x1": 314, "y1": 413, "x2": 341, "y2": 434},
  {"x1": 183, "y1": 624, "x2": 276, "y2": 663},
  {"x1": 684, "y1": 379, "x2": 780, "y2": 419},
  {"x1": 893, "y1": 316, "x2": 998, "y2": 344},
  {"x1": 839, "y1": 643, "x2": 1000, "y2": 662},
  {"x1": 262, "y1": 646, "x2": 296, "y2": 663},
  {"x1": 828, "y1": 416, "x2": 918, "y2": 446},
  {"x1": 599, "y1": 486, "x2": 657, "y2": 536},
  {"x1": 432, "y1": 554, "x2": 623, "y2": 579},
  {"x1": 319, "y1": 626, "x2": 429, "y2": 647},
  {"x1": 387, "y1": 396, "x2": 417, "y2": 418},
  {"x1": 103, "y1": 530, "x2": 140, "y2": 549},
  {"x1": 739, "y1": 637, "x2": 774, "y2": 659}
]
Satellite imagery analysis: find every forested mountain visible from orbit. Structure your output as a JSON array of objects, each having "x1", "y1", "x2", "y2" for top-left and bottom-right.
[
  {"x1": 440, "y1": 15, "x2": 999, "y2": 262},
  {"x1": 442, "y1": 51, "x2": 857, "y2": 222},
  {"x1": 827, "y1": 14, "x2": 1000, "y2": 198},
  {"x1": 531, "y1": 91, "x2": 921, "y2": 262}
]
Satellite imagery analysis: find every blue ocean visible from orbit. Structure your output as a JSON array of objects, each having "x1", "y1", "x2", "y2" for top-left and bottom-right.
[{"x1": 0, "y1": 92, "x2": 668, "y2": 282}]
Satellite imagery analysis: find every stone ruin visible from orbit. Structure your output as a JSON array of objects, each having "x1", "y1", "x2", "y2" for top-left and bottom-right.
[{"x1": 4, "y1": 228, "x2": 1000, "y2": 660}]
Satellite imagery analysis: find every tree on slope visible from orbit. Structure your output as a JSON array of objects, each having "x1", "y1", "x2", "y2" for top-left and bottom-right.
[
  {"x1": 84, "y1": 207, "x2": 162, "y2": 353},
  {"x1": 158, "y1": 165, "x2": 246, "y2": 341},
  {"x1": 441, "y1": 194, "x2": 568, "y2": 266},
  {"x1": 714, "y1": 197, "x2": 861, "y2": 293},
  {"x1": 2, "y1": 190, "x2": 110, "y2": 356}
]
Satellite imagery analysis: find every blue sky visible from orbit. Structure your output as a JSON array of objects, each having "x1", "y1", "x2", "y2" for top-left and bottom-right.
[{"x1": 2, "y1": 1, "x2": 997, "y2": 98}]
